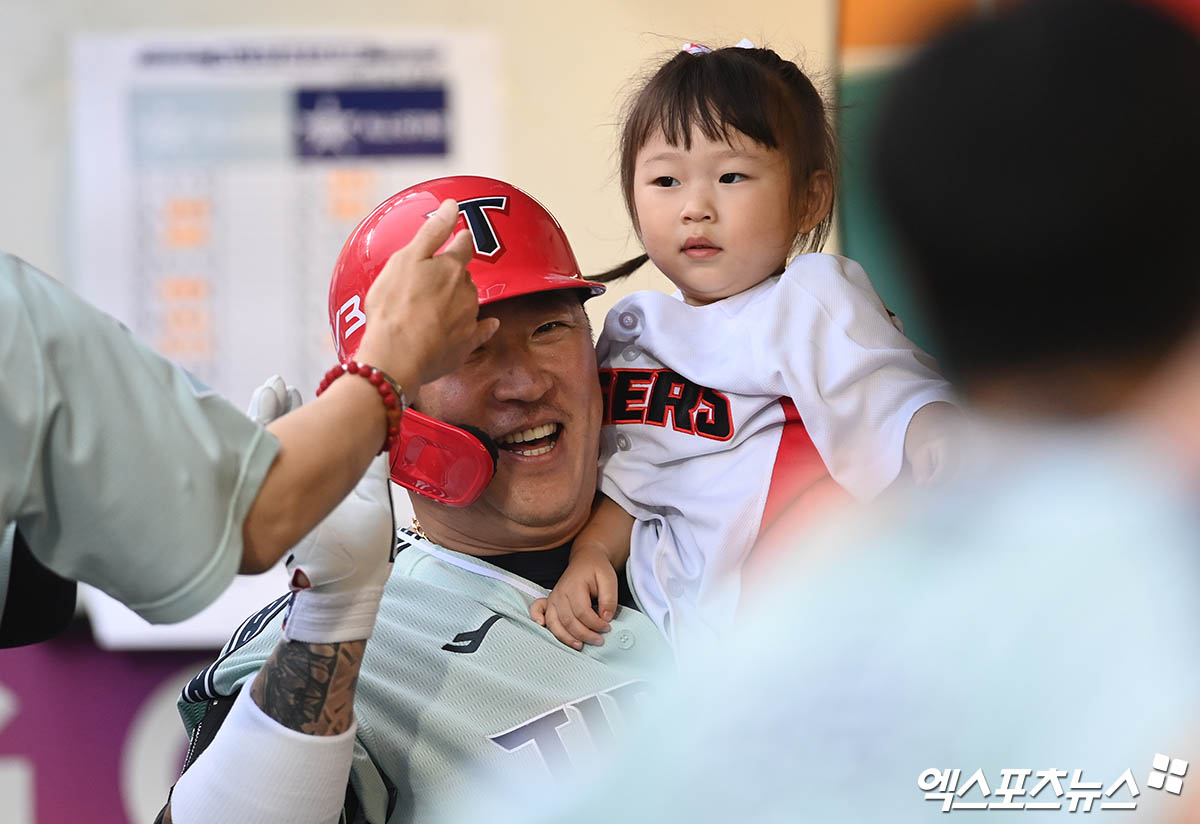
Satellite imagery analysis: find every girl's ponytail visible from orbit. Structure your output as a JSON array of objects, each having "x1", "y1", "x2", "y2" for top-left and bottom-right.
[{"x1": 588, "y1": 254, "x2": 649, "y2": 283}]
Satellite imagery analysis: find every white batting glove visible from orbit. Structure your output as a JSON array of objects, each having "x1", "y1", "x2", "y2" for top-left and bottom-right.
[
  {"x1": 246, "y1": 373, "x2": 396, "y2": 643},
  {"x1": 247, "y1": 374, "x2": 303, "y2": 425},
  {"x1": 282, "y1": 452, "x2": 396, "y2": 643}
]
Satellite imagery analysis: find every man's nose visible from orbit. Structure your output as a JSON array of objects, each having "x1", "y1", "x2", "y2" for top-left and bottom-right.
[{"x1": 491, "y1": 350, "x2": 554, "y2": 403}]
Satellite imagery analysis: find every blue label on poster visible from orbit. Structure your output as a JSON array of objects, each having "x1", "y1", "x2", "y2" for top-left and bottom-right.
[{"x1": 295, "y1": 88, "x2": 447, "y2": 158}]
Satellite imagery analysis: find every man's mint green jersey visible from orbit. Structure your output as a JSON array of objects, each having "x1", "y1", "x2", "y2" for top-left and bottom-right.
[
  {"x1": 0, "y1": 253, "x2": 278, "y2": 626},
  {"x1": 179, "y1": 529, "x2": 673, "y2": 824}
]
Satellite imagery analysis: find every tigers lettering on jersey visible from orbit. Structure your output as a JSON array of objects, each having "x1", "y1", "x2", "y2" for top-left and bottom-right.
[
  {"x1": 600, "y1": 368, "x2": 734, "y2": 441},
  {"x1": 489, "y1": 680, "x2": 652, "y2": 781}
]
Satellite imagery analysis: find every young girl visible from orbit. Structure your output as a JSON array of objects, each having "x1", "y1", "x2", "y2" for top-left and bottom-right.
[{"x1": 531, "y1": 42, "x2": 958, "y2": 658}]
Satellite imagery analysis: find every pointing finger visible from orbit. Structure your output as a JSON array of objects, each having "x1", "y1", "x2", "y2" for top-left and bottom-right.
[
  {"x1": 439, "y1": 228, "x2": 475, "y2": 269},
  {"x1": 406, "y1": 199, "x2": 460, "y2": 260}
]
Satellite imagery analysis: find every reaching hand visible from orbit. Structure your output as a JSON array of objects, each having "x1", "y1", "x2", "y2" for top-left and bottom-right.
[
  {"x1": 530, "y1": 546, "x2": 619, "y2": 650},
  {"x1": 356, "y1": 199, "x2": 500, "y2": 391}
]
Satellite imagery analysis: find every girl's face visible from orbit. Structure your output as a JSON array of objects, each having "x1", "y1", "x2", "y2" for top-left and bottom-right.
[{"x1": 632, "y1": 125, "x2": 801, "y2": 306}]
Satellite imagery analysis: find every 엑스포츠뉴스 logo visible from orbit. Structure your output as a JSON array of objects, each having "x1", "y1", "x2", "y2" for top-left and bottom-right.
[{"x1": 918, "y1": 753, "x2": 1188, "y2": 813}]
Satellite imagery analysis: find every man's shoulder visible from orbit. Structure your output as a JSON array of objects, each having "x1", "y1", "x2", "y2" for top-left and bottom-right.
[
  {"x1": 390, "y1": 533, "x2": 546, "y2": 600},
  {"x1": 178, "y1": 591, "x2": 292, "y2": 709}
]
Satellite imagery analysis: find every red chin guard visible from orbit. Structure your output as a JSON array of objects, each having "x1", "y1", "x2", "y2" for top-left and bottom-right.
[{"x1": 391, "y1": 411, "x2": 498, "y2": 507}]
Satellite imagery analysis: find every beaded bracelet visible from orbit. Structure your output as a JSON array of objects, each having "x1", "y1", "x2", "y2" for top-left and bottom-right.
[{"x1": 316, "y1": 361, "x2": 407, "y2": 454}]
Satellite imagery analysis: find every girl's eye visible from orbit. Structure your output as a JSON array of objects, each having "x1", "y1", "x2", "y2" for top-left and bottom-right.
[
  {"x1": 719, "y1": 172, "x2": 748, "y2": 184},
  {"x1": 652, "y1": 176, "x2": 679, "y2": 187}
]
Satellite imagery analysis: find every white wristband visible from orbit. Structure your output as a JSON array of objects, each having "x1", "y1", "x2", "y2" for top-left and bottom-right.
[
  {"x1": 170, "y1": 680, "x2": 356, "y2": 824},
  {"x1": 281, "y1": 452, "x2": 395, "y2": 643},
  {"x1": 283, "y1": 585, "x2": 386, "y2": 643}
]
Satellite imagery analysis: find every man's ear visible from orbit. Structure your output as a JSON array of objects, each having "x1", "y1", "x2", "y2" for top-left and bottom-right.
[{"x1": 797, "y1": 170, "x2": 834, "y2": 235}]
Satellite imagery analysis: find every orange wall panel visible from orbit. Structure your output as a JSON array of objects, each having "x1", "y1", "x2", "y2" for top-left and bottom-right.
[{"x1": 840, "y1": 0, "x2": 975, "y2": 48}]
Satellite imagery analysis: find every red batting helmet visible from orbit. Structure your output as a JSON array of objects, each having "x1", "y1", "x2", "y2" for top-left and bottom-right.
[{"x1": 329, "y1": 175, "x2": 605, "y2": 360}]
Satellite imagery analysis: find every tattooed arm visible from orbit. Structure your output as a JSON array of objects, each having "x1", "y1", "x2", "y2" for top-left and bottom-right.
[
  {"x1": 160, "y1": 638, "x2": 369, "y2": 824},
  {"x1": 162, "y1": 429, "x2": 392, "y2": 824},
  {"x1": 250, "y1": 639, "x2": 366, "y2": 736}
]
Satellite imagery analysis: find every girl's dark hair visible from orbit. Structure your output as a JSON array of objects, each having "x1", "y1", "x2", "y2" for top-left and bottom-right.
[{"x1": 591, "y1": 45, "x2": 837, "y2": 283}]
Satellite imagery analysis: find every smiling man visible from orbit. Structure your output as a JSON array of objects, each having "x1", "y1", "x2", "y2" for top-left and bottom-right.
[{"x1": 159, "y1": 177, "x2": 671, "y2": 824}]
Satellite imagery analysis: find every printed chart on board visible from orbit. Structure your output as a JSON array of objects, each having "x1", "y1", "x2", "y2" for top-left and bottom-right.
[{"x1": 73, "y1": 32, "x2": 503, "y2": 410}]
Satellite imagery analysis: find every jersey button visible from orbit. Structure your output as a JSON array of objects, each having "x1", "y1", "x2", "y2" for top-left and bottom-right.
[
  {"x1": 615, "y1": 433, "x2": 632, "y2": 451},
  {"x1": 615, "y1": 629, "x2": 635, "y2": 649},
  {"x1": 622, "y1": 345, "x2": 641, "y2": 361},
  {"x1": 618, "y1": 311, "x2": 640, "y2": 332}
]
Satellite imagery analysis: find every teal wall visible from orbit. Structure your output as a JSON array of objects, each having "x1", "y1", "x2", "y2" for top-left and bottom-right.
[{"x1": 837, "y1": 69, "x2": 942, "y2": 358}]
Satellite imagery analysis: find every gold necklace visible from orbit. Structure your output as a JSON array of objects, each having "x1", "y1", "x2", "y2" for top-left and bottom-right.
[{"x1": 409, "y1": 518, "x2": 428, "y2": 541}]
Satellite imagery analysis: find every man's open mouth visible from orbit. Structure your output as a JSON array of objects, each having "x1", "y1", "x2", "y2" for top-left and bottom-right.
[{"x1": 496, "y1": 423, "x2": 562, "y2": 457}]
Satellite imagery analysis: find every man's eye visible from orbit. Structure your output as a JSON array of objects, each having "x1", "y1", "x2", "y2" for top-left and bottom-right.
[
  {"x1": 536, "y1": 321, "x2": 567, "y2": 334},
  {"x1": 719, "y1": 172, "x2": 748, "y2": 184},
  {"x1": 652, "y1": 176, "x2": 679, "y2": 187}
]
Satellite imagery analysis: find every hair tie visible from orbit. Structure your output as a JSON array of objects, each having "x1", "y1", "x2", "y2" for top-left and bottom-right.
[{"x1": 680, "y1": 38, "x2": 757, "y2": 55}]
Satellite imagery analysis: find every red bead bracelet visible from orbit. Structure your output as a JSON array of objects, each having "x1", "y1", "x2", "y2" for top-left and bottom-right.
[{"x1": 316, "y1": 361, "x2": 407, "y2": 454}]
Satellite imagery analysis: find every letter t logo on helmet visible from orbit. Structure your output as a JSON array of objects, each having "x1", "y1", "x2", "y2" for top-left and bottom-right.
[
  {"x1": 327, "y1": 175, "x2": 605, "y2": 504},
  {"x1": 452, "y1": 196, "x2": 508, "y2": 257}
]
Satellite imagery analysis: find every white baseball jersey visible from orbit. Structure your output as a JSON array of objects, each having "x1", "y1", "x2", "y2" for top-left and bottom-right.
[
  {"x1": 597, "y1": 253, "x2": 957, "y2": 654},
  {"x1": 0, "y1": 253, "x2": 279, "y2": 624},
  {"x1": 179, "y1": 529, "x2": 672, "y2": 824}
]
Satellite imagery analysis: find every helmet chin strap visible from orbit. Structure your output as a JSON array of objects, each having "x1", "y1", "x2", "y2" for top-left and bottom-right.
[{"x1": 389, "y1": 411, "x2": 498, "y2": 507}]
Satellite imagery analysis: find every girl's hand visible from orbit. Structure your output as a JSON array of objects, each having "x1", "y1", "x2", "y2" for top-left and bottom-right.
[{"x1": 530, "y1": 545, "x2": 618, "y2": 650}]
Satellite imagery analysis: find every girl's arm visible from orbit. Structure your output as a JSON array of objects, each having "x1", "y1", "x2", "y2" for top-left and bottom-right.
[
  {"x1": 531, "y1": 494, "x2": 634, "y2": 649},
  {"x1": 902, "y1": 401, "x2": 963, "y2": 486}
]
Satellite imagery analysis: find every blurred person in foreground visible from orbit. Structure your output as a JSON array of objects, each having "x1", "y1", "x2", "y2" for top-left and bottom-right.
[{"x1": 468, "y1": 1, "x2": 1200, "y2": 821}]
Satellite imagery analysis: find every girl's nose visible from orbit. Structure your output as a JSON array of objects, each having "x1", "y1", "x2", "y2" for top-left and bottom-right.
[{"x1": 681, "y1": 187, "x2": 715, "y2": 223}]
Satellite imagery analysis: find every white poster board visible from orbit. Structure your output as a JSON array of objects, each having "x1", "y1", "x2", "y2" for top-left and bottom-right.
[
  {"x1": 72, "y1": 32, "x2": 497, "y2": 648},
  {"x1": 73, "y1": 30, "x2": 503, "y2": 410}
]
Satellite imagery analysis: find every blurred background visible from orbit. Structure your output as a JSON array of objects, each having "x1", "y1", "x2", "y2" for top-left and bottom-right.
[{"x1": 0, "y1": 1, "x2": 1018, "y2": 821}]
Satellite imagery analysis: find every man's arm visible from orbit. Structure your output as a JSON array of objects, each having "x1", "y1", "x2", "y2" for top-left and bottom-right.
[
  {"x1": 162, "y1": 638, "x2": 367, "y2": 824},
  {"x1": 250, "y1": 639, "x2": 365, "y2": 736},
  {"x1": 165, "y1": 406, "x2": 396, "y2": 824},
  {"x1": 241, "y1": 200, "x2": 499, "y2": 573}
]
